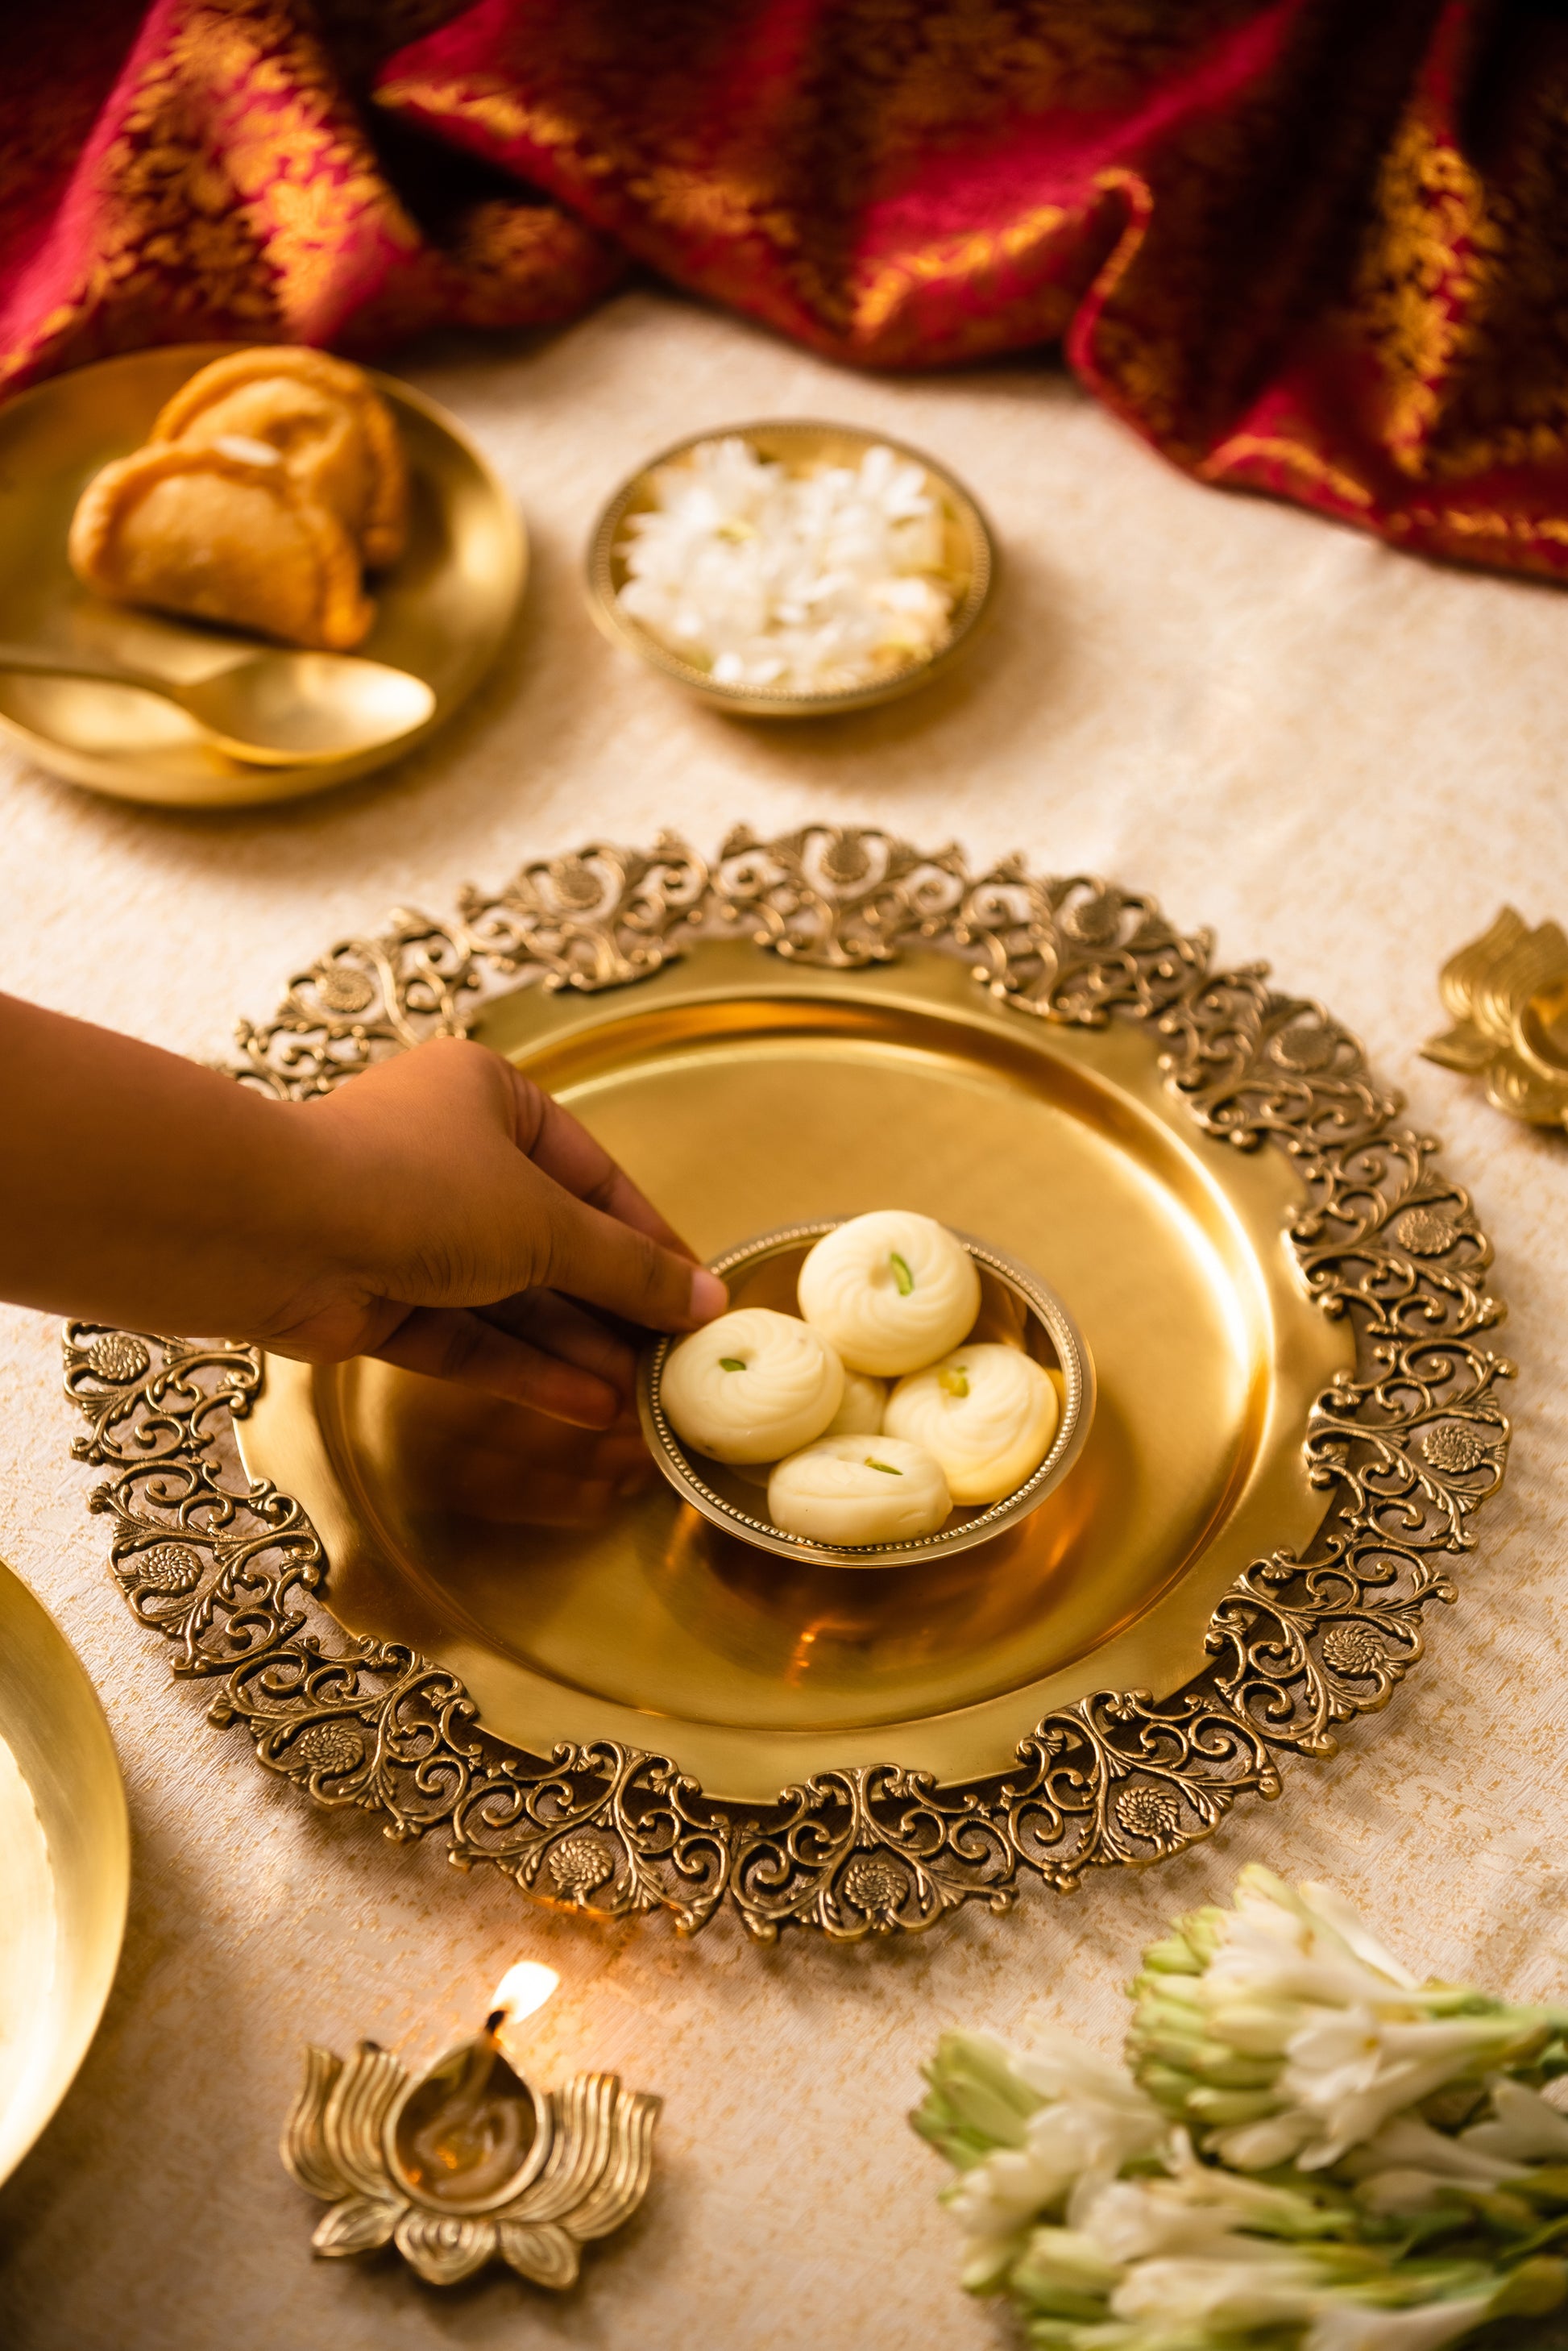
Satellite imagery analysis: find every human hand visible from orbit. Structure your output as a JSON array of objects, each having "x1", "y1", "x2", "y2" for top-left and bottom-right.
[
  {"x1": 1, "y1": 997, "x2": 721, "y2": 1431},
  {"x1": 272, "y1": 1036, "x2": 725, "y2": 1428}
]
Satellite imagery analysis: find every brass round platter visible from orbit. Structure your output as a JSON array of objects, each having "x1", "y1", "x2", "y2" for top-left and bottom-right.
[
  {"x1": 0, "y1": 345, "x2": 524, "y2": 809},
  {"x1": 0, "y1": 1555, "x2": 130, "y2": 2185},
  {"x1": 63, "y1": 827, "x2": 1512, "y2": 1942},
  {"x1": 585, "y1": 420, "x2": 995, "y2": 715}
]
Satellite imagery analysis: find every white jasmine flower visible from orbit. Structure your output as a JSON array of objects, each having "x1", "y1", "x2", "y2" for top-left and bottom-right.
[
  {"x1": 616, "y1": 435, "x2": 956, "y2": 692},
  {"x1": 1209, "y1": 2110, "x2": 1329, "y2": 2171},
  {"x1": 941, "y1": 2145, "x2": 1066, "y2": 2251},
  {"x1": 914, "y1": 2027, "x2": 1047, "y2": 2166},
  {"x1": 1009, "y1": 2222, "x2": 1126, "y2": 2299},
  {"x1": 1205, "y1": 1871, "x2": 1419, "y2": 2010},
  {"x1": 1348, "y1": 2079, "x2": 1568, "y2": 2216},
  {"x1": 941, "y1": 2041, "x2": 1163, "y2": 2238},
  {"x1": 1009, "y1": 2026, "x2": 1172, "y2": 2160}
]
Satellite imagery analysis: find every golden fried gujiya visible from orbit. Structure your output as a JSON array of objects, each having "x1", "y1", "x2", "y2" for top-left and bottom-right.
[
  {"x1": 149, "y1": 347, "x2": 407, "y2": 567},
  {"x1": 68, "y1": 440, "x2": 374, "y2": 650}
]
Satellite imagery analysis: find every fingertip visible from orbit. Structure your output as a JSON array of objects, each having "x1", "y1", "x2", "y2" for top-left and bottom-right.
[{"x1": 688, "y1": 1268, "x2": 728, "y2": 1324}]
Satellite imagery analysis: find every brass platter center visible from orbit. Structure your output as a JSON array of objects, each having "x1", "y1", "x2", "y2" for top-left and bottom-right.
[{"x1": 239, "y1": 941, "x2": 1351, "y2": 1803}]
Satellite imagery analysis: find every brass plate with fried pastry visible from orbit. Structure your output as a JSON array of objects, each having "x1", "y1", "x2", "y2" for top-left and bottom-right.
[
  {"x1": 63, "y1": 829, "x2": 1512, "y2": 1939},
  {"x1": 0, "y1": 345, "x2": 523, "y2": 808}
]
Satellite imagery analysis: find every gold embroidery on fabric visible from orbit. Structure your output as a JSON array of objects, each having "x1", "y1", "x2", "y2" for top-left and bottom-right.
[
  {"x1": 377, "y1": 2, "x2": 1257, "y2": 362},
  {"x1": 377, "y1": 74, "x2": 578, "y2": 156},
  {"x1": 0, "y1": 0, "x2": 595, "y2": 400},
  {"x1": 1353, "y1": 107, "x2": 1503, "y2": 475},
  {"x1": 1351, "y1": 29, "x2": 1568, "y2": 491},
  {"x1": 1, "y1": 0, "x2": 411, "y2": 393},
  {"x1": 852, "y1": 204, "x2": 1068, "y2": 339},
  {"x1": 1199, "y1": 434, "x2": 1373, "y2": 509},
  {"x1": 16, "y1": 0, "x2": 1568, "y2": 584}
]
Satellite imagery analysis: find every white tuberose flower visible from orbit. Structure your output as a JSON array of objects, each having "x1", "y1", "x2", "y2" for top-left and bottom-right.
[
  {"x1": 1302, "y1": 2299, "x2": 1493, "y2": 2351},
  {"x1": 1348, "y1": 2077, "x2": 1568, "y2": 2216},
  {"x1": 1346, "y1": 2112, "x2": 1529, "y2": 2216},
  {"x1": 1135, "y1": 1866, "x2": 1559, "y2": 2172},
  {"x1": 1459, "y1": 2073, "x2": 1568, "y2": 2163},
  {"x1": 1263, "y1": 2005, "x2": 1532, "y2": 2172},
  {"x1": 940, "y1": 2026, "x2": 1165, "y2": 2264},
  {"x1": 1109, "y1": 2249, "x2": 1325, "y2": 2332}
]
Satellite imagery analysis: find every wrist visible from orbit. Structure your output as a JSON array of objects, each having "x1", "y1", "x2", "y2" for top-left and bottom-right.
[{"x1": 249, "y1": 1092, "x2": 375, "y2": 1340}]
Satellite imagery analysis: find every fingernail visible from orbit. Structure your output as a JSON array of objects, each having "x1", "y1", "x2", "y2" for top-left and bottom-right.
[{"x1": 688, "y1": 1268, "x2": 728, "y2": 1323}]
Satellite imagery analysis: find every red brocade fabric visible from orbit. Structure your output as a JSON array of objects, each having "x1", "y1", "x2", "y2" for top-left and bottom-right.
[{"x1": 8, "y1": 0, "x2": 1568, "y2": 580}]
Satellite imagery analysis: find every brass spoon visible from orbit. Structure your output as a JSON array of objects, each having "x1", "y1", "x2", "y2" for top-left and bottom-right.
[{"x1": 0, "y1": 641, "x2": 436, "y2": 766}]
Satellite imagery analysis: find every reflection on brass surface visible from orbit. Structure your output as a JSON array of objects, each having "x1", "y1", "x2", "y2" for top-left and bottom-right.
[
  {"x1": 585, "y1": 420, "x2": 994, "y2": 716},
  {"x1": 639, "y1": 1224, "x2": 1095, "y2": 1568},
  {"x1": 65, "y1": 828, "x2": 1514, "y2": 1939},
  {"x1": 1423, "y1": 906, "x2": 1568, "y2": 1130},
  {"x1": 0, "y1": 639, "x2": 437, "y2": 767},
  {"x1": 283, "y1": 2039, "x2": 657, "y2": 2288},
  {"x1": 239, "y1": 953, "x2": 1342, "y2": 1797},
  {"x1": 0, "y1": 1554, "x2": 129, "y2": 2184},
  {"x1": 0, "y1": 346, "x2": 523, "y2": 808}
]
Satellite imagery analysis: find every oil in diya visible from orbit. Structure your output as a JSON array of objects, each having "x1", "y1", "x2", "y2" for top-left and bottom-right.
[
  {"x1": 281, "y1": 1960, "x2": 660, "y2": 2288},
  {"x1": 392, "y1": 1961, "x2": 558, "y2": 2212}
]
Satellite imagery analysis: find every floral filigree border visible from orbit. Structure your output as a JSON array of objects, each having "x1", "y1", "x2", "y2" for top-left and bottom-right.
[{"x1": 64, "y1": 827, "x2": 1513, "y2": 1941}]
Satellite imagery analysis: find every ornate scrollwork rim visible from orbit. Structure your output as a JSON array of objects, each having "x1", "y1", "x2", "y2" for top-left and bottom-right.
[{"x1": 64, "y1": 825, "x2": 1512, "y2": 1941}]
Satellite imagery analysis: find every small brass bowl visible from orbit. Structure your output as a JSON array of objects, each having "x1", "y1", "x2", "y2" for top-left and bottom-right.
[
  {"x1": 637, "y1": 1221, "x2": 1094, "y2": 1570},
  {"x1": 586, "y1": 419, "x2": 996, "y2": 717}
]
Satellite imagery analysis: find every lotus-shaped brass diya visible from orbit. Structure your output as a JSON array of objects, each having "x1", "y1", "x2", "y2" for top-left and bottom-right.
[
  {"x1": 282, "y1": 1965, "x2": 658, "y2": 2289},
  {"x1": 1422, "y1": 906, "x2": 1568, "y2": 1129}
]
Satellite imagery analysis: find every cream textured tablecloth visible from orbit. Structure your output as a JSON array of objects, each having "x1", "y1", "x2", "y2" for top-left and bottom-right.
[{"x1": 3, "y1": 289, "x2": 1568, "y2": 2351}]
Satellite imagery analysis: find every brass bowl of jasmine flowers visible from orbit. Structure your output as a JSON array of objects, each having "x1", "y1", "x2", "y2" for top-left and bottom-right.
[
  {"x1": 586, "y1": 419, "x2": 997, "y2": 717},
  {"x1": 638, "y1": 1219, "x2": 1095, "y2": 1571}
]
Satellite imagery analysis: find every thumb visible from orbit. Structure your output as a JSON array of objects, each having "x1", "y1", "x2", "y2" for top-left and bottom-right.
[{"x1": 537, "y1": 1182, "x2": 727, "y2": 1333}]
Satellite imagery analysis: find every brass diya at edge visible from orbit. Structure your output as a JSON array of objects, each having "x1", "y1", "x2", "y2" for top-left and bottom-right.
[
  {"x1": 585, "y1": 418, "x2": 996, "y2": 716},
  {"x1": 637, "y1": 1220, "x2": 1096, "y2": 1568},
  {"x1": 234, "y1": 933, "x2": 1356, "y2": 1803},
  {"x1": 0, "y1": 344, "x2": 525, "y2": 808}
]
